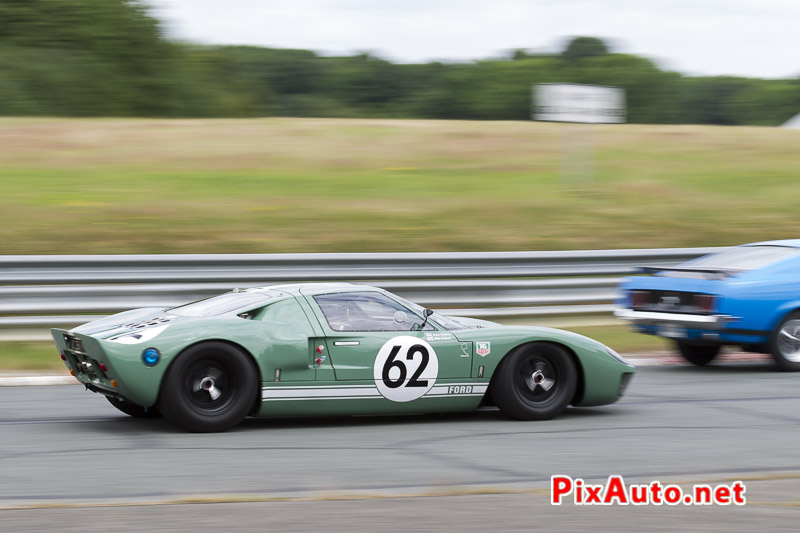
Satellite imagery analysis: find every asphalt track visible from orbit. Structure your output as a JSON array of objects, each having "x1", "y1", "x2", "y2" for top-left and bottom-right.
[{"x1": 2, "y1": 361, "x2": 800, "y2": 531}]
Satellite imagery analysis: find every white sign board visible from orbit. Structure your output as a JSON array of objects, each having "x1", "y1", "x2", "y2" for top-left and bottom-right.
[{"x1": 533, "y1": 83, "x2": 625, "y2": 124}]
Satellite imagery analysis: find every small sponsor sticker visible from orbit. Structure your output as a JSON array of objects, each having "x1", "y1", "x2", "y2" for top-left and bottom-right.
[
  {"x1": 425, "y1": 332, "x2": 453, "y2": 341},
  {"x1": 476, "y1": 342, "x2": 491, "y2": 357}
]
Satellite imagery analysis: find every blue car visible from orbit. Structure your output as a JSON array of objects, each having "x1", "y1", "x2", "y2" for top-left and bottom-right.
[{"x1": 615, "y1": 240, "x2": 800, "y2": 371}]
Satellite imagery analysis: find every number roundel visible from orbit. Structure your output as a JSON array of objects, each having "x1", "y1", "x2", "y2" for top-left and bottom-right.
[{"x1": 374, "y1": 336, "x2": 439, "y2": 402}]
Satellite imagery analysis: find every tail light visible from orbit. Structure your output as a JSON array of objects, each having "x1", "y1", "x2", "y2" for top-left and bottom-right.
[
  {"x1": 631, "y1": 290, "x2": 650, "y2": 308},
  {"x1": 693, "y1": 294, "x2": 715, "y2": 313}
]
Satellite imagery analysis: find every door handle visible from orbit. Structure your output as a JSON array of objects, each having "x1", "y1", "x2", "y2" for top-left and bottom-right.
[{"x1": 334, "y1": 341, "x2": 360, "y2": 346}]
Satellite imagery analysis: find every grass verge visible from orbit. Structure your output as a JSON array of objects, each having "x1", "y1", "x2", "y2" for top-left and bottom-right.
[
  {"x1": 1, "y1": 118, "x2": 799, "y2": 254},
  {"x1": 0, "y1": 342, "x2": 67, "y2": 373}
]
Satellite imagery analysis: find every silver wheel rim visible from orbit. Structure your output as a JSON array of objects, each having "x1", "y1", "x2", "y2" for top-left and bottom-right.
[
  {"x1": 186, "y1": 360, "x2": 232, "y2": 411},
  {"x1": 778, "y1": 319, "x2": 800, "y2": 362},
  {"x1": 525, "y1": 365, "x2": 555, "y2": 393},
  {"x1": 195, "y1": 375, "x2": 223, "y2": 401}
]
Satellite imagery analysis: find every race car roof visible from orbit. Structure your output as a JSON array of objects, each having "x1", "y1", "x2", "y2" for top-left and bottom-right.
[{"x1": 742, "y1": 239, "x2": 800, "y2": 248}]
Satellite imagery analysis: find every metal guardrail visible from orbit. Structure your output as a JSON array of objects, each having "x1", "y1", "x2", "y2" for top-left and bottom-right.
[{"x1": 0, "y1": 248, "x2": 725, "y2": 337}]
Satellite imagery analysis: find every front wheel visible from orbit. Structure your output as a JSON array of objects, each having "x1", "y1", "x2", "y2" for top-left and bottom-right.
[
  {"x1": 158, "y1": 342, "x2": 259, "y2": 432},
  {"x1": 491, "y1": 342, "x2": 577, "y2": 421},
  {"x1": 769, "y1": 312, "x2": 800, "y2": 371},
  {"x1": 675, "y1": 342, "x2": 720, "y2": 366},
  {"x1": 106, "y1": 396, "x2": 160, "y2": 418}
]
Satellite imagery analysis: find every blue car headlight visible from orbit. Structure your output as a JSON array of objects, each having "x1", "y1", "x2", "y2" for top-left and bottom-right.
[{"x1": 142, "y1": 348, "x2": 161, "y2": 367}]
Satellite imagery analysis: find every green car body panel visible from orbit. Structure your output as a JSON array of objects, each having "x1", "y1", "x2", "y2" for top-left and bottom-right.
[{"x1": 51, "y1": 283, "x2": 634, "y2": 419}]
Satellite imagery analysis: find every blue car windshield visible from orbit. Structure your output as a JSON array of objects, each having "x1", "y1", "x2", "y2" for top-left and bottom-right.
[
  {"x1": 688, "y1": 246, "x2": 800, "y2": 271},
  {"x1": 169, "y1": 292, "x2": 274, "y2": 317}
]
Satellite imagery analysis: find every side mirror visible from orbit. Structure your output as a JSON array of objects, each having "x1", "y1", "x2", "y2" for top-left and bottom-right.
[{"x1": 414, "y1": 308, "x2": 433, "y2": 330}]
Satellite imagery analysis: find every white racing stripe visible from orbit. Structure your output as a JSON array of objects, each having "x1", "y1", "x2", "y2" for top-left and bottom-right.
[
  {"x1": 429, "y1": 384, "x2": 488, "y2": 395},
  {"x1": 261, "y1": 382, "x2": 488, "y2": 401},
  {"x1": 262, "y1": 384, "x2": 375, "y2": 390},
  {"x1": 262, "y1": 387, "x2": 381, "y2": 399},
  {"x1": 263, "y1": 396, "x2": 377, "y2": 402},
  {"x1": 426, "y1": 392, "x2": 484, "y2": 395}
]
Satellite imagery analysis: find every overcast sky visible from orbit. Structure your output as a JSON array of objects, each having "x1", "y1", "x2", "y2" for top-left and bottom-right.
[{"x1": 150, "y1": 0, "x2": 799, "y2": 79}]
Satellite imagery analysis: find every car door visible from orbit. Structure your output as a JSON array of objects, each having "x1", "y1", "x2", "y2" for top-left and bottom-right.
[
  {"x1": 251, "y1": 296, "x2": 323, "y2": 381},
  {"x1": 305, "y1": 291, "x2": 472, "y2": 397}
]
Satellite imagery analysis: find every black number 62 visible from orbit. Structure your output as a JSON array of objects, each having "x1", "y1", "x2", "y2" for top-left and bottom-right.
[{"x1": 382, "y1": 344, "x2": 430, "y2": 389}]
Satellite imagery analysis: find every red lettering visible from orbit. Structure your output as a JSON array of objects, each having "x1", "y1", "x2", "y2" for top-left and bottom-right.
[
  {"x1": 630, "y1": 484, "x2": 648, "y2": 504},
  {"x1": 650, "y1": 481, "x2": 663, "y2": 504},
  {"x1": 603, "y1": 476, "x2": 628, "y2": 504},
  {"x1": 584, "y1": 485, "x2": 602, "y2": 504},
  {"x1": 694, "y1": 485, "x2": 712, "y2": 504},
  {"x1": 551, "y1": 476, "x2": 573, "y2": 505},
  {"x1": 663, "y1": 485, "x2": 682, "y2": 504},
  {"x1": 732, "y1": 481, "x2": 746, "y2": 505},
  {"x1": 551, "y1": 476, "x2": 746, "y2": 507}
]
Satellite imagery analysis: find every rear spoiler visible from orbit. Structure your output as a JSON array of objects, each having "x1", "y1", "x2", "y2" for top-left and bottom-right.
[{"x1": 639, "y1": 266, "x2": 742, "y2": 280}]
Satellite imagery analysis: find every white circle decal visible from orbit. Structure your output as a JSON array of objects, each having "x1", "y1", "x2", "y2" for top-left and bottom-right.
[{"x1": 373, "y1": 336, "x2": 439, "y2": 402}]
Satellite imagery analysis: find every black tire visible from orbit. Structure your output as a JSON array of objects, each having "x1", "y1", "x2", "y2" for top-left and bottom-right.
[
  {"x1": 106, "y1": 396, "x2": 161, "y2": 418},
  {"x1": 769, "y1": 312, "x2": 800, "y2": 372},
  {"x1": 490, "y1": 342, "x2": 578, "y2": 421},
  {"x1": 157, "y1": 342, "x2": 259, "y2": 432},
  {"x1": 675, "y1": 342, "x2": 720, "y2": 366}
]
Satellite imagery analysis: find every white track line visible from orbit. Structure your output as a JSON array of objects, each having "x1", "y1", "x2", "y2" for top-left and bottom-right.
[{"x1": 0, "y1": 375, "x2": 77, "y2": 387}]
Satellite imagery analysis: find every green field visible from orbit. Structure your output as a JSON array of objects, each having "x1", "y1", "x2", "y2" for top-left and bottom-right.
[
  {"x1": 1, "y1": 117, "x2": 799, "y2": 254},
  {"x1": 0, "y1": 342, "x2": 66, "y2": 373},
  {"x1": 0, "y1": 117, "x2": 795, "y2": 371}
]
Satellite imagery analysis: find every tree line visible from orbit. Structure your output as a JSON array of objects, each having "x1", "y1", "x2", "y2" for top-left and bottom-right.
[{"x1": 0, "y1": 1, "x2": 798, "y2": 125}]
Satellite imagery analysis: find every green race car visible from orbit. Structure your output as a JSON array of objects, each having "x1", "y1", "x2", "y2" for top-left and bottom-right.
[{"x1": 52, "y1": 283, "x2": 635, "y2": 432}]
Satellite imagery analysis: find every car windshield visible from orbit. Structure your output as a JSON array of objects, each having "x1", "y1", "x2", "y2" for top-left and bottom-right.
[
  {"x1": 169, "y1": 292, "x2": 274, "y2": 317},
  {"x1": 686, "y1": 246, "x2": 800, "y2": 271},
  {"x1": 389, "y1": 294, "x2": 468, "y2": 331}
]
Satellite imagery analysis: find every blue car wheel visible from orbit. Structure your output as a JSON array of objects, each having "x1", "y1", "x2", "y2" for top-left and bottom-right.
[{"x1": 770, "y1": 312, "x2": 800, "y2": 372}]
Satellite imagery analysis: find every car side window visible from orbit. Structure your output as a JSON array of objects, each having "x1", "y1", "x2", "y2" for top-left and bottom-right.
[{"x1": 313, "y1": 292, "x2": 431, "y2": 332}]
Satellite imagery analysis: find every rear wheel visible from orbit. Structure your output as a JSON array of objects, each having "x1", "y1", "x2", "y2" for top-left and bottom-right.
[
  {"x1": 769, "y1": 312, "x2": 800, "y2": 372},
  {"x1": 491, "y1": 342, "x2": 577, "y2": 421},
  {"x1": 158, "y1": 342, "x2": 258, "y2": 432},
  {"x1": 106, "y1": 396, "x2": 160, "y2": 418},
  {"x1": 675, "y1": 342, "x2": 720, "y2": 366}
]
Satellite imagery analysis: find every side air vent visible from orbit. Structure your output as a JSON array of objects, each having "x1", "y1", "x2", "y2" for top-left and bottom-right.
[{"x1": 123, "y1": 316, "x2": 175, "y2": 329}]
